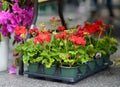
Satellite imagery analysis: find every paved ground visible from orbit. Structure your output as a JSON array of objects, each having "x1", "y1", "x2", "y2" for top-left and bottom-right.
[
  {"x1": 1, "y1": 1, "x2": 120, "y2": 87},
  {"x1": 0, "y1": 66, "x2": 120, "y2": 87}
]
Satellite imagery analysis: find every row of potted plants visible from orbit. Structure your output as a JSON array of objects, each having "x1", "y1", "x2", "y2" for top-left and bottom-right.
[
  {"x1": 27, "y1": 54, "x2": 110, "y2": 78},
  {"x1": 14, "y1": 17, "x2": 118, "y2": 78}
]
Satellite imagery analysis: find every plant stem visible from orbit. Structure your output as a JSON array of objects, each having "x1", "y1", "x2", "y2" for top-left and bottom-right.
[
  {"x1": 109, "y1": 26, "x2": 113, "y2": 37},
  {"x1": 64, "y1": 40, "x2": 67, "y2": 53},
  {"x1": 96, "y1": 33, "x2": 101, "y2": 48}
]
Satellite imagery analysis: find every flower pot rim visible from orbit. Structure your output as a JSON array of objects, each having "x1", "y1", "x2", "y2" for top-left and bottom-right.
[{"x1": 60, "y1": 65, "x2": 79, "y2": 68}]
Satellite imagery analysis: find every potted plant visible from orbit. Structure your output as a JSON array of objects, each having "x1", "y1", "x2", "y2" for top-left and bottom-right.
[
  {"x1": 15, "y1": 39, "x2": 41, "y2": 73},
  {"x1": 94, "y1": 25, "x2": 118, "y2": 64},
  {"x1": 0, "y1": 0, "x2": 34, "y2": 72},
  {"x1": 14, "y1": 18, "x2": 118, "y2": 78},
  {"x1": 80, "y1": 20, "x2": 118, "y2": 70}
]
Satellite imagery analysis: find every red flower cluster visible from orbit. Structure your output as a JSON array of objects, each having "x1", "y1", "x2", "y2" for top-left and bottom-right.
[
  {"x1": 96, "y1": 19, "x2": 103, "y2": 25},
  {"x1": 14, "y1": 26, "x2": 27, "y2": 36},
  {"x1": 76, "y1": 19, "x2": 108, "y2": 36},
  {"x1": 58, "y1": 25, "x2": 65, "y2": 31},
  {"x1": 34, "y1": 31, "x2": 51, "y2": 44},
  {"x1": 77, "y1": 28, "x2": 85, "y2": 37},
  {"x1": 67, "y1": 19, "x2": 107, "y2": 46},
  {"x1": 56, "y1": 31, "x2": 68, "y2": 40},
  {"x1": 70, "y1": 35, "x2": 86, "y2": 46}
]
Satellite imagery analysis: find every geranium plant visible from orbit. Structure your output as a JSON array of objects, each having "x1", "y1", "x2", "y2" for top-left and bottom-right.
[{"x1": 14, "y1": 17, "x2": 118, "y2": 68}]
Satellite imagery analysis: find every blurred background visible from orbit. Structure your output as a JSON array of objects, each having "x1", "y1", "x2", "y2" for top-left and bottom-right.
[{"x1": 37, "y1": 0, "x2": 120, "y2": 38}]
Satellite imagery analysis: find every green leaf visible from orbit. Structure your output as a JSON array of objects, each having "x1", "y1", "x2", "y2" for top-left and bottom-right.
[
  {"x1": 45, "y1": 62, "x2": 52, "y2": 68},
  {"x1": 23, "y1": 55, "x2": 29, "y2": 65},
  {"x1": 2, "y1": 1, "x2": 10, "y2": 11},
  {"x1": 59, "y1": 53, "x2": 67, "y2": 58},
  {"x1": 36, "y1": 57, "x2": 43, "y2": 62},
  {"x1": 60, "y1": 41, "x2": 64, "y2": 46}
]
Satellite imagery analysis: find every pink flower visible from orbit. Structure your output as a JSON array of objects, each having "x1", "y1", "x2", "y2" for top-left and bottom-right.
[
  {"x1": 11, "y1": 0, "x2": 18, "y2": 2},
  {"x1": 8, "y1": 64, "x2": 16, "y2": 75}
]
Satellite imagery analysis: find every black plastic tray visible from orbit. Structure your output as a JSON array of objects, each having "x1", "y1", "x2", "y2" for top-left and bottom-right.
[{"x1": 24, "y1": 62, "x2": 112, "y2": 83}]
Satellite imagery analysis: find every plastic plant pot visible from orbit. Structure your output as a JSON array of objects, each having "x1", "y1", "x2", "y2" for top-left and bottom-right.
[
  {"x1": 43, "y1": 65, "x2": 56, "y2": 75},
  {"x1": 28, "y1": 63, "x2": 39, "y2": 73},
  {"x1": 79, "y1": 63, "x2": 88, "y2": 74},
  {"x1": 87, "y1": 60, "x2": 96, "y2": 71},
  {"x1": 60, "y1": 66, "x2": 79, "y2": 78}
]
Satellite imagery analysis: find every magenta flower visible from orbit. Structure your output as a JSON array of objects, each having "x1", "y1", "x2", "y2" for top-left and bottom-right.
[
  {"x1": 14, "y1": 35, "x2": 23, "y2": 42},
  {"x1": 11, "y1": 0, "x2": 18, "y2": 2},
  {"x1": 7, "y1": 24, "x2": 17, "y2": 33},
  {"x1": 12, "y1": 3, "x2": 22, "y2": 13},
  {"x1": 0, "y1": 11, "x2": 11, "y2": 24},
  {"x1": 0, "y1": 25, "x2": 9, "y2": 36},
  {"x1": 0, "y1": 1, "x2": 33, "y2": 37},
  {"x1": 9, "y1": 13, "x2": 21, "y2": 25}
]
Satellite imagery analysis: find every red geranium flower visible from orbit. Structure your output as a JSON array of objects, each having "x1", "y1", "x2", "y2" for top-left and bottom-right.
[
  {"x1": 69, "y1": 35, "x2": 77, "y2": 43},
  {"x1": 58, "y1": 25, "x2": 65, "y2": 31},
  {"x1": 77, "y1": 28, "x2": 84, "y2": 37},
  {"x1": 14, "y1": 26, "x2": 27, "y2": 36},
  {"x1": 43, "y1": 31, "x2": 51, "y2": 42},
  {"x1": 70, "y1": 35, "x2": 86, "y2": 46},
  {"x1": 34, "y1": 31, "x2": 51, "y2": 44},
  {"x1": 76, "y1": 37, "x2": 86, "y2": 46},
  {"x1": 56, "y1": 31, "x2": 67, "y2": 40},
  {"x1": 29, "y1": 28, "x2": 39, "y2": 36},
  {"x1": 96, "y1": 19, "x2": 103, "y2": 25},
  {"x1": 34, "y1": 34, "x2": 44, "y2": 44}
]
